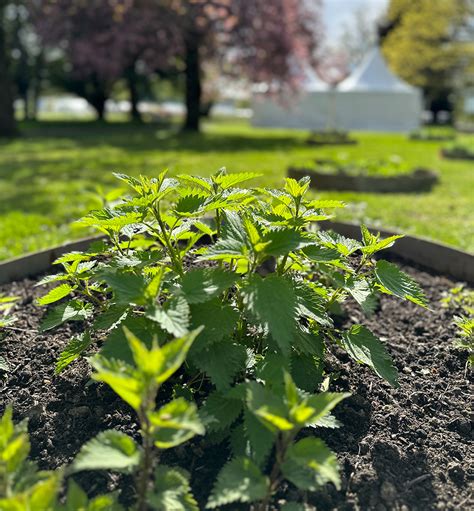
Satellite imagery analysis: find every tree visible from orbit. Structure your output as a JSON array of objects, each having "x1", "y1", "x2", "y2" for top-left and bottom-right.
[
  {"x1": 163, "y1": 0, "x2": 323, "y2": 131},
  {"x1": 32, "y1": 0, "x2": 177, "y2": 121},
  {"x1": 381, "y1": 0, "x2": 473, "y2": 121},
  {"x1": 339, "y1": 5, "x2": 380, "y2": 68},
  {"x1": 0, "y1": 0, "x2": 17, "y2": 136}
]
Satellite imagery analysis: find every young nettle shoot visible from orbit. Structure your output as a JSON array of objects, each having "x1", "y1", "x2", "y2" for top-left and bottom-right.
[{"x1": 71, "y1": 326, "x2": 205, "y2": 511}]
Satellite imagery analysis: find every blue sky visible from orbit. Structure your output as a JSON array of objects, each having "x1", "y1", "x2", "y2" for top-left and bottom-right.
[{"x1": 322, "y1": 0, "x2": 389, "y2": 42}]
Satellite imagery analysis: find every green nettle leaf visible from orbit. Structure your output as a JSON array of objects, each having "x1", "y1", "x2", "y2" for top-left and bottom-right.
[
  {"x1": 243, "y1": 411, "x2": 276, "y2": 466},
  {"x1": 318, "y1": 231, "x2": 361, "y2": 256},
  {"x1": 193, "y1": 342, "x2": 247, "y2": 390},
  {"x1": 41, "y1": 300, "x2": 94, "y2": 331},
  {"x1": 261, "y1": 229, "x2": 313, "y2": 257},
  {"x1": 213, "y1": 171, "x2": 262, "y2": 189},
  {"x1": 300, "y1": 393, "x2": 350, "y2": 427},
  {"x1": 181, "y1": 268, "x2": 238, "y2": 304},
  {"x1": 93, "y1": 305, "x2": 129, "y2": 331},
  {"x1": 246, "y1": 382, "x2": 294, "y2": 432},
  {"x1": 242, "y1": 275, "x2": 297, "y2": 355},
  {"x1": 0, "y1": 406, "x2": 30, "y2": 474},
  {"x1": 189, "y1": 300, "x2": 239, "y2": 352},
  {"x1": 375, "y1": 260, "x2": 428, "y2": 307},
  {"x1": 55, "y1": 332, "x2": 94, "y2": 374},
  {"x1": 148, "y1": 465, "x2": 198, "y2": 511},
  {"x1": 281, "y1": 502, "x2": 306, "y2": 511},
  {"x1": 206, "y1": 457, "x2": 269, "y2": 508},
  {"x1": 294, "y1": 281, "x2": 333, "y2": 328},
  {"x1": 149, "y1": 398, "x2": 204, "y2": 449},
  {"x1": 0, "y1": 356, "x2": 9, "y2": 372},
  {"x1": 146, "y1": 295, "x2": 190, "y2": 337},
  {"x1": 71, "y1": 430, "x2": 141, "y2": 474},
  {"x1": 37, "y1": 284, "x2": 76, "y2": 306},
  {"x1": 290, "y1": 353, "x2": 323, "y2": 392},
  {"x1": 101, "y1": 271, "x2": 147, "y2": 305},
  {"x1": 174, "y1": 193, "x2": 207, "y2": 216},
  {"x1": 199, "y1": 391, "x2": 243, "y2": 432},
  {"x1": 341, "y1": 325, "x2": 398, "y2": 386},
  {"x1": 61, "y1": 480, "x2": 123, "y2": 511},
  {"x1": 345, "y1": 278, "x2": 378, "y2": 316},
  {"x1": 90, "y1": 357, "x2": 143, "y2": 410},
  {"x1": 281, "y1": 438, "x2": 340, "y2": 491},
  {"x1": 302, "y1": 245, "x2": 340, "y2": 263},
  {"x1": 101, "y1": 316, "x2": 163, "y2": 362}
]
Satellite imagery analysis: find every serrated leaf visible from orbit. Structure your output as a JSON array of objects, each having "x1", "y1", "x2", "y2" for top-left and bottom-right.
[
  {"x1": 214, "y1": 172, "x2": 261, "y2": 189},
  {"x1": 41, "y1": 300, "x2": 94, "y2": 332},
  {"x1": 375, "y1": 260, "x2": 428, "y2": 307},
  {"x1": 246, "y1": 382, "x2": 294, "y2": 432},
  {"x1": 193, "y1": 342, "x2": 246, "y2": 390},
  {"x1": 149, "y1": 398, "x2": 204, "y2": 449},
  {"x1": 199, "y1": 391, "x2": 243, "y2": 432},
  {"x1": 302, "y1": 245, "x2": 340, "y2": 262},
  {"x1": 0, "y1": 356, "x2": 9, "y2": 372},
  {"x1": 100, "y1": 271, "x2": 146, "y2": 305},
  {"x1": 62, "y1": 480, "x2": 123, "y2": 511},
  {"x1": 307, "y1": 199, "x2": 345, "y2": 209},
  {"x1": 318, "y1": 231, "x2": 361, "y2": 256},
  {"x1": 260, "y1": 229, "x2": 313, "y2": 257},
  {"x1": 148, "y1": 465, "x2": 198, "y2": 511},
  {"x1": 341, "y1": 325, "x2": 398, "y2": 386},
  {"x1": 101, "y1": 316, "x2": 163, "y2": 362},
  {"x1": 290, "y1": 353, "x2": 323, "y2": 392},
  {"x1": 37, "y1": 284, "x2": 75, "y2": 306},
  {"x1": 345, "y1": 278, "x2": 378, "y2": 316},
  {"x1": 206, "y1": 457, "x2": 269, "y2": 508},
  {"x1": 72, "y1": 430, "x2": 141, "y2": 474},
  {"x1": 189, "y1": 300, "x2": 238, "y2": 352},
  {"x1": 181, "y1": 269, "x2": 238, "y2": 304},
  {"x1": 243, "y1": 411, "x2": 276, "y2": 466},
  {"x1": 146, "y1": 295, "x2": 190, "y2": 337},
  {"x1": 93, "y1": 305, "x2": 129, "y2": 331},
  {"x1": 281, "y1": 437, "x2": 340, "y2": 490},
  {"x1": 242, "y1": 274, "x2": 297, "y2": 355},
  {"x1": 294, "y1": 281, "x2": 333, "y2": 328},
  {"x1": 55, "y1": 332, "x2": 93, "y2": 374}
]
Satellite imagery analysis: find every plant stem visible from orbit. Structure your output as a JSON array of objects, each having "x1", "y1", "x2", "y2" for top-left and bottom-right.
[{"x1": 153, "y1": 206, "x2": 183, "y2": 276}]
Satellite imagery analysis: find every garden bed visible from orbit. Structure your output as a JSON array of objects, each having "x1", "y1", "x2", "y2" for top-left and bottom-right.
[
  {"x1": 0, "y1": 257, "x2": 471, "y2": 510},
  {"x1": 288, "y1": 166, "x2": 439, "y2": 193},
  {"x1": 441, "y1": 146, "x2": 474, "y2": 161},
  {"x1": 305, "y1": 131, "x2": 358, "y2": 146}
]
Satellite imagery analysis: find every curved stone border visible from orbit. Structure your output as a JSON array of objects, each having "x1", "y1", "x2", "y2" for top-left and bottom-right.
[
  {"x1": 288, "y1": 166, "x2": 439, "y2": 193},
  {"x1": 0, "y1": 235, "x2": 103, "y2": 285},
  {"x1": 440, "y1": 148, "x2": 474, "y2": 161},
  {"x1": 0, "y1": 225, "x2": 472, "y2": 285}
]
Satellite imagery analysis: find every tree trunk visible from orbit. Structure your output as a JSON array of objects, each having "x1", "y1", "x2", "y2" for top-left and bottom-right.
[
  {"x1": 183, "y1": 34, "x2": 202, "y2": 132},
  {"x1": 0, "y1": 2, "x2": 17, "y2": 137},
  {"x1": 127, "y1": 68, "x2": 142, "y2": 122},
  {"x1": 88, "y1": 77, "x2": 107, "y2": 121}
]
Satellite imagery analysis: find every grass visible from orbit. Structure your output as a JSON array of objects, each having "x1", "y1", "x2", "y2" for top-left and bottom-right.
[{"x1": 0, "y1": 118, "x2": 473, "y2": 260}]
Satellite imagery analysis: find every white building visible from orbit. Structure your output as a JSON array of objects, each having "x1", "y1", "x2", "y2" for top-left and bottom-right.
[{"x1": 251, "y1": 48, "x2": 422, "y2": 132}]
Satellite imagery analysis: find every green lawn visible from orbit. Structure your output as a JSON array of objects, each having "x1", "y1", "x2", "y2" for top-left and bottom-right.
[{"x1": 0, "y1": 118, "x2": 473, "y2": 260}]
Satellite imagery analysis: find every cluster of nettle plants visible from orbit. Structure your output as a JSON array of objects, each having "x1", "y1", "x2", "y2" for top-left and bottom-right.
[{"x1": 1, "y1": 170, "x2": 428, "y2": 510}]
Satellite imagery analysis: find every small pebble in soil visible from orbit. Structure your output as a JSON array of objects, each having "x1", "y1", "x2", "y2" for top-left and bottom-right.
[{"x1": 380, "y1": 481, "x2": 398, "y2": 503}]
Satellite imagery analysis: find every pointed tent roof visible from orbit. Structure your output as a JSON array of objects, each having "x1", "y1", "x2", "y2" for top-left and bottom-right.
[
  {"x1": 338, "y1": 47, "x2": 416, "y2": 93},
  {"x1": 302, "y1": 66, "x2": 329, "y2": 92}
]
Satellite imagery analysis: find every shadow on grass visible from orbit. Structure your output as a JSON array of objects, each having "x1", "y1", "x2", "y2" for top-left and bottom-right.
[{"x1": 1, "y1": 119, "x2": 306, "y2": 153}]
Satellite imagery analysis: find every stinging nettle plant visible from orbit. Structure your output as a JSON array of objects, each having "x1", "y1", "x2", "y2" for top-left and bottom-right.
[{"x1": 34, "y1": 169, "x2": 428, "y2": 508}]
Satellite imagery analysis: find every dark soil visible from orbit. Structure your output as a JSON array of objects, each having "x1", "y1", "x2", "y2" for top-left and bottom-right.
[{"x1": 0, "y1": 259, "x2": 472, "y2": 510}]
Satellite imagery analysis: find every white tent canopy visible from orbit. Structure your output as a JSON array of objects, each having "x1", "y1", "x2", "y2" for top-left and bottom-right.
[{"x1": 251, "y1": 47, "x2": 422, "y2": 132}]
